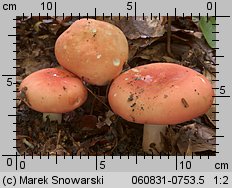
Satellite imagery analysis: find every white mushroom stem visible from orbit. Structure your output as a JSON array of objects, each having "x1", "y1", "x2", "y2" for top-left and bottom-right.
[
  {"x1": 142, "y1": 124, "x2": 167, "y2": 153},
  {"x1": 43, "y1": 113, "x2": 62, "y2": 124}
]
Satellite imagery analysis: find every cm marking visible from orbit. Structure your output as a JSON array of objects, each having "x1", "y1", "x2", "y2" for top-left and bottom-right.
[
  {"x1": 2, "y1": 3, "x2": 17, "y2": 11},
  {"x1": 215, "y1": 162, "x2": 229, "y2": 170}
]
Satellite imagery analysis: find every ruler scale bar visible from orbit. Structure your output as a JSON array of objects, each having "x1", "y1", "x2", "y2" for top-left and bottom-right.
[{"x1": 0, "y1": 1, "x2": 231, "y2": 181}]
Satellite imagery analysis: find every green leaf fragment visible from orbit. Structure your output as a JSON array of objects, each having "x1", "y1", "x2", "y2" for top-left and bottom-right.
[{"x1": 199, "y1": 16, "x2": 216, "y2": 48}]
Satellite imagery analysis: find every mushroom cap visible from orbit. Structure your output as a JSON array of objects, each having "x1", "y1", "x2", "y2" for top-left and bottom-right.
[
  {"x1": 55, "y1": 18, "x2": 129, "y2": 86},
  {"x1": 108, "y1": 63, "x2": 214, "y2": 125},
  {"x1": 19, "y1": 68, "x2": 88, "y2": 113}
]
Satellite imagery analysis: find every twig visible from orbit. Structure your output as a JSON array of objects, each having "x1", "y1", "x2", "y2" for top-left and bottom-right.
[
  {"x1": 85, "y1": 86, "x2": 111, "y2": 110},
  {"x1": 56, "y1": 130, "x2": 61, "y2": 148},
  {"x1": 22, "y1": 138, "x2": 34, "y2": 149},
  {"x1": 167, "y1": 17, "x2": 174, "y2": 57}
]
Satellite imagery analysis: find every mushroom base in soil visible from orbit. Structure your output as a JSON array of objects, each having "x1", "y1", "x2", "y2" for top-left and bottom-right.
[
  {"x1": 142, "y1": 124, "x2": 167, "y2": 153},
  {"x1": 108, "y1": 63, "x2": 214, "y2": 154}
]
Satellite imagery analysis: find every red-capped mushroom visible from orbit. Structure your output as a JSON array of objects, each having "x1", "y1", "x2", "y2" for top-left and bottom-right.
[
  {"x1": 19, "y1": 68, "x2": 88, "y2": 124},
  {"x1": 108, "y1": 63, "x2": 214, "y2": 153},
  {"x1": 55, "y1": 18, "x2": 129, "y2": 86}
]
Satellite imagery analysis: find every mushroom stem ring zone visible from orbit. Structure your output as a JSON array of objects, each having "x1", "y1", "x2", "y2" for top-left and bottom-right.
[{"x1": 108, "y1": 63, "x2": 214, "y2": 153}]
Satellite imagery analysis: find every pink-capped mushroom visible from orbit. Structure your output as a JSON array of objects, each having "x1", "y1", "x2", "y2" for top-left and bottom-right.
[
  {"x1": 55, "y1": 18, "x2": 129, "y2": 86},
  {"x1": 108, "y1": 63, "x2": 214, "y2": 153},
  {"x1": 19, "y1": 68, "x2": 88, "y2": 124}
]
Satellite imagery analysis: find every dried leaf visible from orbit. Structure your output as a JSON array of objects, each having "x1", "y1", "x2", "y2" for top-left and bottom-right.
[
  {"x1": 115, "y1": 16, "x2": 166, "y2": 40},
  {"x1": 176, "y1": 123, "x2": 216, "y2": 155},
  {"x1": 80, "y1": 115, "x2": 98, "y2": 130}
]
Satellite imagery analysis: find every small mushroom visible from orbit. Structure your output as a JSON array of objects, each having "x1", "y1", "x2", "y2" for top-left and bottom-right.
[
  {"x1": 19, "y1": 68, "x2": 88, "y2": 124},
  {"x1": 108, "y1": 63, "x2": 214, "y2": 153},
  {"x1": 55, "y1": 18, "x2": 129, "y2": 86}
]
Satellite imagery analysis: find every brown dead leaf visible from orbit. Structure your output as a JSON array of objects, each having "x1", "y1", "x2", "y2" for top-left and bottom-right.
[
  {"x1": 176, "y1": 123, "x2": 216, "y2": 155},
  {"x1": 128, "y1": 38, "x2": 159, "y2": 61},
  {"x1": 162, "y1": 126, "x2": 179, "y2": 154},
  {"x1": 115, "y1": 16, "x2": 166, "y2": 40},
  {"x1": 21, "y1": 58, "x2": 51, "y2": 77},
  {"x1": 172, "y1": 17, "x2": 199, "y2": 32},
  {"x1": 80, "y1": 115, "x2": 98, "y2": 130},
  {"x1": 135, "y1": 42, "x2": 166, "y2": 62},
  {"x1": 97, "y1": 16, "x2": 166, "y2": 40}
]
